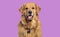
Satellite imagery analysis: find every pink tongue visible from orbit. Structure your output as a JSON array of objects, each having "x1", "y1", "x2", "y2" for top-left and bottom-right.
[{"x1": 28, "y1": 16, "x2": 32, "y2": 19}]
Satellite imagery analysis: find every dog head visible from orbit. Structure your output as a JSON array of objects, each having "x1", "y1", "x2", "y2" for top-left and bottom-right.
[{"x1": 19, "y1": 2, "x2": 41, "y2": 22}]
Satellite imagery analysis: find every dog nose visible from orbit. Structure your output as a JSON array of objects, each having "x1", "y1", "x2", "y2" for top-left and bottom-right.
[{"x1": 28, "y1": 11, "x2": 32, "y2": 14}]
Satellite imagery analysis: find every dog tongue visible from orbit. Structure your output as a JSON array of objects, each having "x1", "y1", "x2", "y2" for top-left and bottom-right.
[{"x1": 28, "y1": 16, "x2": 32, "y2": 19}]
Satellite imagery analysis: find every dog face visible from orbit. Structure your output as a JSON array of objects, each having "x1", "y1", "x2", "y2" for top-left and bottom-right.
[{"x1": 19, "y1": 2, "x2": 41, "y2": 21}]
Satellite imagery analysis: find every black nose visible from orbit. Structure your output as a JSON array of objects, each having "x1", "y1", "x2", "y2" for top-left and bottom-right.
[{"x1": 28, "y1": 11, "x2": 32, "y2": 14}]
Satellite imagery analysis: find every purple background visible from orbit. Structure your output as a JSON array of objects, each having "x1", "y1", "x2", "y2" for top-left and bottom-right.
[{"x1": 0, "y1": 0, "x2": 60, "y2": 37}]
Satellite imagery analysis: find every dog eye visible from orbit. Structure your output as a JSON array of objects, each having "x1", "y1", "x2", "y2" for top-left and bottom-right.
[
  {"x1": 32, "y1": 7, "x2": 34, "y2": 9},
  {"x1": 25, "y1": 8, "x2": 28, "y2": 10}
]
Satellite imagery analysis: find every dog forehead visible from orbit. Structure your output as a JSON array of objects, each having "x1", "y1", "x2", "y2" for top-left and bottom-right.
[{"x1": 24, "y1": 3, "x2": 36, "y2": 7}]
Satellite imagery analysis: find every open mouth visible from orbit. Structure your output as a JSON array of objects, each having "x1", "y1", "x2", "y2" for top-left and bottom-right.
[
  {"x1": 25, "y1": 14, "x2": 33, "y2": 21},
  {"x1": 27, "y1": 15, "x2": 33, "y2": 20},
  {"x1": 28, "y1": 16, "x2": 32, "y2": 19}
]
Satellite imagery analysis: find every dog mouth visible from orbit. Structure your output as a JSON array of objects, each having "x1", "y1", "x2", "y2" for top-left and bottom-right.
[
  {"x1": 26, "y1": 14, "x2": 33, "y2": 22},
  {"x1": 27, "y1": 15, "x2": 33, "y2": 20}
]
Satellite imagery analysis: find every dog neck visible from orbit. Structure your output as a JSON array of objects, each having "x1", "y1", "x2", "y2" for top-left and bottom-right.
[{"x1": 20, "y1": 21, "x2": 37, "y2": 34}]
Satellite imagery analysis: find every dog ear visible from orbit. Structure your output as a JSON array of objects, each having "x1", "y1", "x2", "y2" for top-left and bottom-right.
[
  {"x1": 36, "y1": 5, "x2": 41, "y2": 13},
  {"x1": 35, "y1": 4, "x2": 41, "y2": 16},
  {"x1": 19, "y1": 4, "x2": 25, "y2": 13}
]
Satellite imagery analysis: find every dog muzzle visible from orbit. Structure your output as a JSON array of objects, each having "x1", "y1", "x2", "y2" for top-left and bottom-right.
[
  {"x1": 26, "y1": 14, "x2": 33, "y2": 21},
  {"x1": 25, "y1": 11, "x2": 34, "y2": 22}
]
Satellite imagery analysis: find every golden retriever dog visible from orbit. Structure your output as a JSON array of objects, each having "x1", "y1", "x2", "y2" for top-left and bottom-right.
[{"x1": 18, "y1": 2, "x2": 42, "y2": 37}]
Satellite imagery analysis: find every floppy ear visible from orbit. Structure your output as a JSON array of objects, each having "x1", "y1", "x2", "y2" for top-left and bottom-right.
[
  {"x1": 36, "y1": 5, "x2": 41, "y2": 15},
  {"x1": 36, "y1": 5, "x2": 41, "y2": 13},
  {"x1": 19, "y1": 5, "x2": 25, "y2": 13}
]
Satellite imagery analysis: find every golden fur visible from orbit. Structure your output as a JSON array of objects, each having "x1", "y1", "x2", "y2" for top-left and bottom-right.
[{"x1": 18, "y1": 2, "x2": 42, "y2": 37}]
